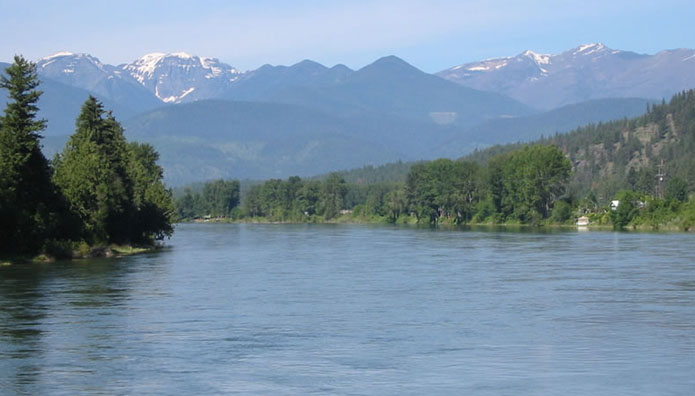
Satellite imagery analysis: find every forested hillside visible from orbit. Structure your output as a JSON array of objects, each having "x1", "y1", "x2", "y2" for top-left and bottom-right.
[{"x1": 467, "y1": 90, "x2": 695, "y2": 203}]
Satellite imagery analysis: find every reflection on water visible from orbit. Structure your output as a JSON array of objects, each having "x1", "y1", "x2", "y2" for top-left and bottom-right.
[{"x1": 1, "y1": 224, "x2": 694, "y2": 395}]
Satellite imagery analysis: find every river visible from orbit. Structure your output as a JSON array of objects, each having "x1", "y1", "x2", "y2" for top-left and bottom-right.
[{"x1": 1, "y1": 224, "x2": 694, "y2": 395}]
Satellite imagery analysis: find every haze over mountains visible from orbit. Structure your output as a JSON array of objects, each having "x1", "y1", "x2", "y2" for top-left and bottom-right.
[
  {"x1": 2, "y1": 43, "x2": 694, "y2": 185},
  {"x1": 438, "y1": 43, "x2": 695, "y2": 109}
]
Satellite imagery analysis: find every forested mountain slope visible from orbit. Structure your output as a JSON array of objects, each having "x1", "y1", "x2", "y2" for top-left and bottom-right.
[
  {"x1": 468, "y1": 90, "x2": 695, "y2": 202},
  {"x1": 435, "y1": 97, "x2": 654, "y2": 157}
]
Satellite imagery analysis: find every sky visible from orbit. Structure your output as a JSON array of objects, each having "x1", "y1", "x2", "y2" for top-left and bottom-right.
[{"x1": 1, "y1": 0, "x2": 694, "y2": 73}]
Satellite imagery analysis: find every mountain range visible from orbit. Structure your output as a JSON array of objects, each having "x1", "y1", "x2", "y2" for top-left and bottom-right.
[
  {"x1": 2, "y1": 43, "x2": 694, "y2": 185},
  {"x1": 438, "y1": 43, "x2": 695, "y2": 109}
]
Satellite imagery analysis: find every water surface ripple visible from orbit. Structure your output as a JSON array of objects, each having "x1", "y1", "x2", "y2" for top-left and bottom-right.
[{"x1": 1, "y1": 224, "x2": 694, "y2": 395}]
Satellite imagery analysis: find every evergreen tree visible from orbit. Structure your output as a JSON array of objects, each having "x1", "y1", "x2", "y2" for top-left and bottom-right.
[
  {"x1": 243, "y1": 185, "x2": 264, "y2": 217},
  {"x1": 53, "y1": 96, "x2": 135, "y2": 244},
  {"x1": 665, "y1": 177, "x2": 689, "y2": 203},
  {"x1": 319, "y1": 173, "x2": 347, "y2": 219},
  {"x1": 405, "y1": 162, "x2": 438, "y2": 222},
  {"x1": 0, "y1": 56, "x2": 70, "y2": 255},
  {"x1": 127, "y1": 142, "x2": 175, "y2": 242},
  {"x1": 176, "y1": 188, "x2": 198, "y2": 219}
]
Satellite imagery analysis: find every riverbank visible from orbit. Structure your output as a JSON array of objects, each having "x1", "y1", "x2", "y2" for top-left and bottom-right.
[
  {"x1": 180, "y1": 214, "x2": 694, "y2": 232},
  {"x1": 0, "y1": 243, "x2": 161, "y2": 266}
]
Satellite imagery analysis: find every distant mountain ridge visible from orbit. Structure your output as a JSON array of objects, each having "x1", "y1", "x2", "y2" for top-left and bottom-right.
[
  {"x1": 37, "y1": 52, "x2": 162, "y2": 114},
  {"x1": 223, "y1": 55, "x2": 534, "y2": 126},
  {"x1": 27, "y1": 43, "x2": 695, "y2": 114},
  {"x1": 438, "y1": 43, "x2": 695, "y2": 109},
  {"x1": 2, "y1": 45, "x2": 694, "y2": 185}
]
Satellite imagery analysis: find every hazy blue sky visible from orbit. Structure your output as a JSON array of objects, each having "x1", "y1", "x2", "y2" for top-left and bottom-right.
[{"x1": 1, "y1": 0, "x2": 693, "y2": 72}]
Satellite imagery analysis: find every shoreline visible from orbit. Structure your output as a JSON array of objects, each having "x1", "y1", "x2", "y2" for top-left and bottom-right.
[
  {"x1": 178, "y1": 216, "x2": 694, "y2": 233},
  {"x1": 1, "y1": 243, "x2": 161, "y2": 266}
]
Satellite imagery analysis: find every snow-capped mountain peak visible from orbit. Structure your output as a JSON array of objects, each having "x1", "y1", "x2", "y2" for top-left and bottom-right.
[
  {"x1": 438, "y1": 43, "x2": 695, "y2": 110},
  {"x1": 121, "y1": 52, "x2": 241, "y2": 103},
  {"x1": 444, "y1": 49, "x2": 553, "y2": 78},
  {"x1": 37, "y1": 52, "x2": 115, "y2": 80},
  {"x1": 522, "y1": 50, "x2": 551, "y2": 65},
  {"x1": 38, "y1": 52, "x2": 106, "y2": 72},
  {"x1": 129, "y1": 52, "x2": 167, "y2": 82},
  {"x1": 40, "y1": 51, "x2": 75, "y2": 61},
  {"x1": 169, "y1": 51, "x2": 195, "y2": 59},
  {"x1": 33, "y1": 52, "x2": 164, "y2": 114},
  {"x1": 441, "y1": 43, "x2": 625, "y2": 85},
  {"x1": 521, "y1": 50, "x2": 551, "y2": 73},
  {"x1": 573, "y1": 42, "x2": 608, "y2": 56}
]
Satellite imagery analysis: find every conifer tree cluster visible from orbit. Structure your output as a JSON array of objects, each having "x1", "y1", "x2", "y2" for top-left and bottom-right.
[{"x1": 0, "y1": 56, "x2": 174, "y2": 258}]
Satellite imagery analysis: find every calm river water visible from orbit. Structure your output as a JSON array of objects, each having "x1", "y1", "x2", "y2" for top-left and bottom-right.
[{"x1": 1, "y1": 224, "x2": 694, "y2": 395}]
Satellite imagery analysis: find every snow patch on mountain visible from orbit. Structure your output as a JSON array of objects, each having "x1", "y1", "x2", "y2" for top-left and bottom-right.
[
  {"x1": 38, "y1": 52, "x2": 106, "y2": 71},
  {"x1": 457, "y1": 57, "x2": 511, "y2": 74},
  {"x1": 574, "y1": 43, "x2": 606, "y2": 55},
  {"x1": 522, "y1": 50, "x2": 551, "y2": 73},
  {"x1": 40, "y1": 51, "x2": 74, "y2": 62},
  {"x1": 523, "y1": 50, "x2": 550, "y2": 64},
  {"x1": 494, "y1": 61, "x2": 508, "y2": 69},
  {"x1": 170, "y1": 52, "x2": 193, "y2": 59},
  {"x1": 128, "y1": 53, "x2": 166, "y2": 83},
  {"x1": 443, "y1": 43, "x2": 617, "y2": 82},
  {"x1": 438, "y1": 43, "x2": 695, "y2": 110},
  {"x1": 161, "y1": 87, "x2": 196, "y2": 103},
  {"x1": 121, "y1": 52, "x2": 241, "y2": 103}
]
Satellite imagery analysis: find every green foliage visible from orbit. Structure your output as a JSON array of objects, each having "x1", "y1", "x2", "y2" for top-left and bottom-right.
[
  {"x1": 666, "y1": 177, "x2": 689, "y2": 203},
  {"x1": 0, "y1": 56, "x2": 77, "y2": 255},
  {"x1": 1, "y1": 57, "x2": 173, "y2": 258},
  {"x1": 203, "y1": 179, "x2": 240, "y2": 217},
  {"x1": 611, "y1": 190, "x2": 641, "y2": 229},
  {"x1": 320, "y1": 173, "x2": 348, "y2": 220},
  {"x1": 41, "y1": 239, "x2": 77, "y2": 260},
  {"x1": 385, "y1": 188, "x2": 407, "y2": 222},
  {"x1": 405, "y1": 145, "x2": 569, "y2": 225},
  {"x1": 550, "y1": 200, "x2": 573, "y2": 224},
  {"x1": 319, "y1": 161, "x2": 414, "y2": 184},
  {"x1": 405, "y1": 159, "x2": 485, "y2": 224},
  {"x1": 53, "y1": 97, "x2": 135, "y2": 243},
  {"x1": 504, "y1": 145, "x2": 572, "y2": 222},
  {"x1": 218, "y1": 144, "x2": 572, "y2": 226},
  {"x1": 53, "y1": 96, "x2": 174, "y2": 245},
  {"x1": 459, "y1": 89, "x2": 695, "y2": 230},
  {"x1": 127, "y1": 142, "x2": 175, "y2": 241},
  {"x1": 180, "y1": 174, "x2": 398, "y2": 223}
]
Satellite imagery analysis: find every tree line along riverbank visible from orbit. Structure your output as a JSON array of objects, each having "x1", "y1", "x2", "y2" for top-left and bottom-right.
[{"x1": 175, "y1": 147, "x2": 695, "y2": 231}]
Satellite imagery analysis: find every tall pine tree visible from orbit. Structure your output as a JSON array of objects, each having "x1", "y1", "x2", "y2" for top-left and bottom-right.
[
  {"x1": 53, "y1": 96, "x2": 135, "y2": 244},
  {"x1": 0, "y1": 56, "x2": 67, "y2": 255}
]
